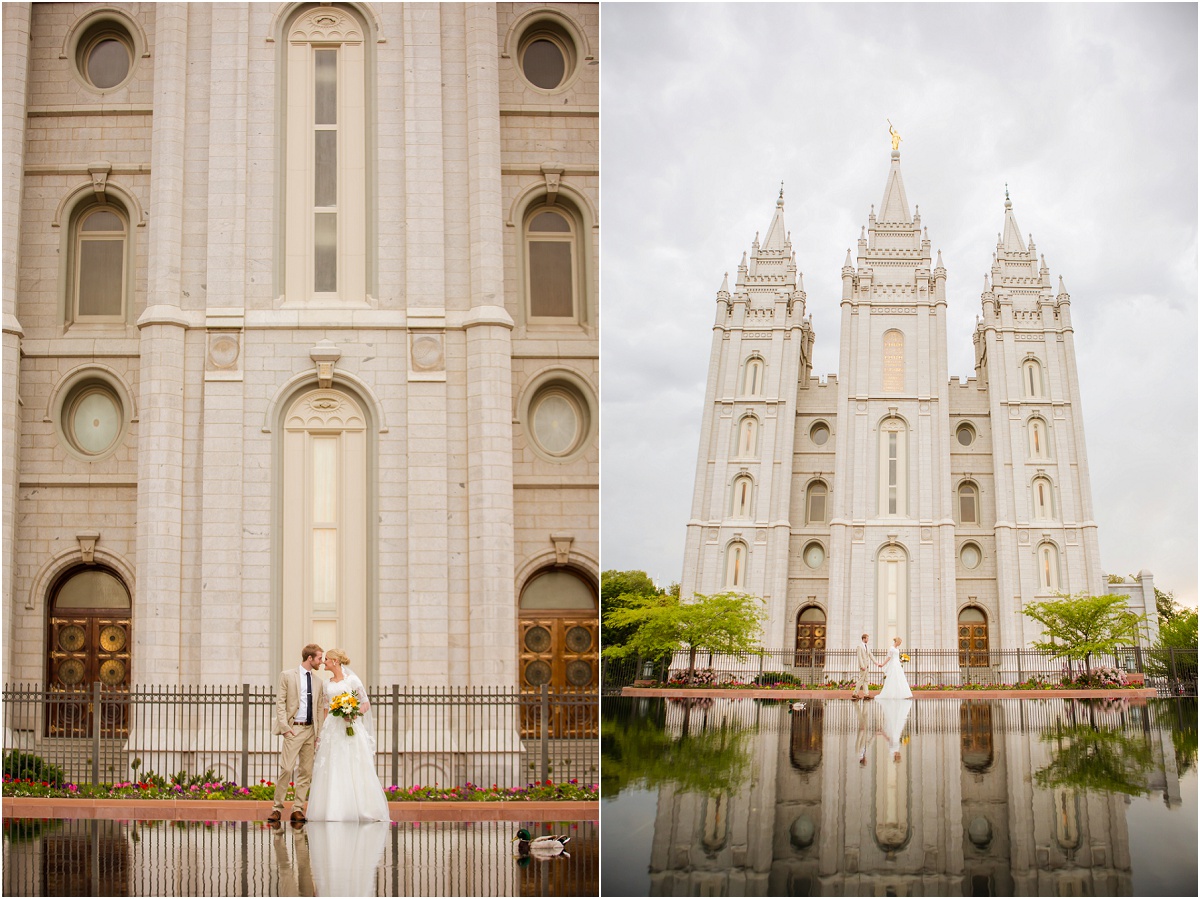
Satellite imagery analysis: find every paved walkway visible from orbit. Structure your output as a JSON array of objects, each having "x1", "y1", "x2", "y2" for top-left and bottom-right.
[
  {"x1": 621, "y1": 686, "x2": 1158, "y2": 700},
  {"x1": 0, "y1": 798, "x2": 598, "y2": 822}
]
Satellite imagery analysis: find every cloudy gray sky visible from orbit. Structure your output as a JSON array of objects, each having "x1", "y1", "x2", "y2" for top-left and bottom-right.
[{"x1": 600, "y1": 3, "x2": 1198, "y2": 608}]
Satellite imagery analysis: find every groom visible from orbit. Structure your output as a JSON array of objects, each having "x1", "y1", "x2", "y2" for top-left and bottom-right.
[
  {"x1": 268, "y1": 643, "x2": 328, "y2": 824},
  {"x1": 852, "y1": 633, "x2": 881, "y2": 701}
]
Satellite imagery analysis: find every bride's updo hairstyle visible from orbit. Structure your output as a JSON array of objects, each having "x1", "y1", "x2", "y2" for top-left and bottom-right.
[{"x1": 324, "y1": 648, "x2": 351, "y2": 666}]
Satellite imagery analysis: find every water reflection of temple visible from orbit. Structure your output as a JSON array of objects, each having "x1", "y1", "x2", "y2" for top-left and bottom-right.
[{"x1": 648, "y1": 699, "x2": 1179, "y2": 895}]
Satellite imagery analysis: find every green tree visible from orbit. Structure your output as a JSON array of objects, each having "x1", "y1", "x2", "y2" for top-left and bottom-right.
[
  {"x1": 602, "y1": 591, "x2": 766, "y2": 679},
  {"x1": 1156, "y1": 587, "x2": 1185, "y2": 625},
  {"x1": 1035, "y1": 720, "x2": 1155, "y2": 797},
  {"x1": 601, "y1": 569, "x2": 665, "y2": 650},
  {"x1": 1022, "y1": 592, "x2": 1147, "y2": 676},
  {"x1": 1144, "y1": 607, "x2": 1198, "y2": 684}
]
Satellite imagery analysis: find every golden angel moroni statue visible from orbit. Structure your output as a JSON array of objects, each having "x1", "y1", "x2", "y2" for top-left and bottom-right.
[{"x1": 888, "y1": 119, "x2": 902, "y2": 151}]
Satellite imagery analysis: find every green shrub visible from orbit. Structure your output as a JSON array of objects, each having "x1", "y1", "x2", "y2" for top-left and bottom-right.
[{"x1": 3, "y1": 750, "x2": 66, "y2": 786}]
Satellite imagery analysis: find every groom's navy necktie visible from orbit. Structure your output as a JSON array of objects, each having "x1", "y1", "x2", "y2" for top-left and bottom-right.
[{"x1": 304, "y1": 670, "x2": 313, "y2": 725}]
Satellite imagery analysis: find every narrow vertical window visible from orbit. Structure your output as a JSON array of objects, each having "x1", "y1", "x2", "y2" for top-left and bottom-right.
[
  {"x1": 1039, "y1": 544, "x2": 1059, "y2": 591},
  {"x1": 744, "y1": 358, "x2": 764, "y2": 396},
  {"x1": 878, "y1": 419, "x2": 906, "y2": 517},
  {"x1": 526, "y1": 208, "x2": 577, "y2": 319},
  {"x1": 737, "y1": 417, "x2": 758, "y2": 457},
  {"x1": 959, "y1": 482, "x2": 978, "y2": 524},
  {"x1": 313, "y1": 48, "x2": 338, "y2": 293},
  {"x1": 731, "y1": 475, "x2": 753, "y2": 519},
  {"x1": 882, "y1": 329, "x2": 904, "y2": 392},
  {"x1": 74, "y1": 207, "x2": 127, "y2": 321},
  {"x1": 888, "y1": 432, "x2": 898, "y2": 514},
  {"x1": 1032, "y1": 476, "x2": 1054, "y2": 520},
  {"x1": 806, "y1": 481, "x2": 827, "y2": 524},
  {"x1": 726, "y1": 542, "x2": 747, "y2": 589},
  {"x1": 1023, "y1": 359, "x2": 1043, "y2": 399},
  {"x1": 1029, "y1": 420, "x2": 1048, "y2": 460}
]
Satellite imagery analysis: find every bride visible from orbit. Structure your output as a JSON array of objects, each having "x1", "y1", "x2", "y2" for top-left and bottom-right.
[
  {"x1": 877, "y1": 637, "x2": 913, "y2": 700},
  {"x1": 305, "y1": 648, "x2": 390, "y2": 821}
]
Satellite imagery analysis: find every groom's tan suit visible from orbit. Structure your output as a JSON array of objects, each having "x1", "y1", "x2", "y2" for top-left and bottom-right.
[
  {"x1": 272, "y1": 666, "x2": 329, "y2": 814},
  {"x1": 855, "y1": 640, "x2": 876, "y2": 697}
]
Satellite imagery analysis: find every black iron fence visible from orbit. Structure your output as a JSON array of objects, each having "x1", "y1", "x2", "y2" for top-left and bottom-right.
[
  {"x1": 602, "y1": 647, "x2": 1198, "y2": 697},
  {"x1": 2, "y1": 684, "x2": 598, "y2": 790}
]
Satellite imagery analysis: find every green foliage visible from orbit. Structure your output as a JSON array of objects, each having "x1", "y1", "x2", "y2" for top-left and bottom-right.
[
  {"x1": 1022, "y1": 593, "x2": 1147, "y2": 672},
  {"x1": 1144, "y1": 608, "x2": 1199, "y2": 679},
  {"x1": 2, "y1": 751, "x2": 66, "y2": 786},
  {"x1": 1161, "y1": 699, "x2": 1198, "y2": 775},
  {"x1": 601, "y1": 569, "x2": 667, "y2": 649},
  {"x1": 602, "y1": 591, "x2": 766, "y2": 678},
  {"x1": 1035, "y1": 720, "x2": 1155, "y2": 797},
  {"x1": 1155, "y1": 588, "x2": 1185, "y2": 624},
  {"x1": 601, "y1": 698, "x2": 751, "y2": 799}
]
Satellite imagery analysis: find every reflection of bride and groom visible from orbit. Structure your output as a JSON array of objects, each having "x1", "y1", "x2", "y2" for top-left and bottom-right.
[{"x1": 270, "y1": 643, "x2": 390, "y2": 897}]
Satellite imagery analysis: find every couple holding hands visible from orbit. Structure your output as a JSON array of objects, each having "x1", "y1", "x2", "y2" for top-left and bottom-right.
[
  {"x1": 268, "y1": 644, "x2": 389, "y2": 824},
  {"x1": 853, "y1": 633, "x2": 912, "y2": 700}
]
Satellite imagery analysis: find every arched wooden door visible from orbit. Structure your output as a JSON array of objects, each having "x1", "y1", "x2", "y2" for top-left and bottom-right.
[
  {"x1": 518, "y1": 568, "x2": 598, "y2": 738},
  {"x1": 958, "y1": 606, "x2": 989, "y2": 668},
  {"x1": 46, "y1": 567, "x2": 131, "y2": 737},
  {"x1": 794, "y1": 606, "x2": 826, "y2": 667}
]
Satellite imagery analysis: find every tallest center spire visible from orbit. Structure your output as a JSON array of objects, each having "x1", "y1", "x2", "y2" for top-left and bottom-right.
[{"x1": 878, "y1": 150, "x2": 911, "y2": 224}]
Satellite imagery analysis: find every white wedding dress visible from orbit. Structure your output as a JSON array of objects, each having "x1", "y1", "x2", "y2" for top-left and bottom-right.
[
  {"x1": 306, "y1": 670, "x2": 390, "y2": 821},
  {"x1": 876, "y1": 646, "x2": 912, "y2": 700}
]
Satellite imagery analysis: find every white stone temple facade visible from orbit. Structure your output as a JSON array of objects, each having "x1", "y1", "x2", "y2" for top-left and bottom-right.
[
  {"x1": 680, "y1": 149, "x2": 1156, "y2": 664},
  {"x1": 2, "y1": 3, "x2": 599, "y2": 693}
]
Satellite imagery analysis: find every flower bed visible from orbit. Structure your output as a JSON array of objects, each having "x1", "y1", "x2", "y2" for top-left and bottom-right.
[{"x1": 2, "y1": 774, "x2": 597, "y2": 803}]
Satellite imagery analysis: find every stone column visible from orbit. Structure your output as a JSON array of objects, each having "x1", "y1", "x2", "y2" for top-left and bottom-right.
[
  {"x1": 403, "y1": 4, "x2": 450, "y2": 687},
  {"x1": 1, "y1": 3, "x2": 31, "y2": 682},
  {"x1": 135, "y1": 4, "x2": 189, "y2": 686},
  {"x1": 462, "y1": 5, "x2": 514, "y2": 687}
]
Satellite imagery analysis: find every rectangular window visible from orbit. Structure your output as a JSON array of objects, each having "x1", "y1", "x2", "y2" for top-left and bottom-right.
[
  {"x1": 313, "y1": 47, "x2": 338, "y2": 293},
  {"x1": 528, "y1": 241, "x2": 574, "y2": 316},
  {"x1": 311, "y1": 436, "x2": 338, "y2": 611},
  {"x1": 77, "y1": 240, "x2": 124, "y2": 317},
  {"x1": 888, "y1": 432, "x2": 898, "y2": 515},
  {"x1": 314, "y1": 213, "x2": 337, "y2": 292}
]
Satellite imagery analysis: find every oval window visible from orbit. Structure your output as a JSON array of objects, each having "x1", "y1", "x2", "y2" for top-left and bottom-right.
[
  {"x1": 961, "y1": 543, "x2": 982, "y2": 570},
  {"x1": 74, "y1": 18, "x2": 137, "y2": 92},
  {"x1": 803, "y1": 542, "x2": 825, "y2": 569},
  {"x1": 516, "y1": 19, "x2": 578, "y2": 92},
  {"x1": 957, "y1": 423, "x2": 975, "y2": 447},
  {"x1": 60, "y1": 379, "x2": 125, "y2": 459},
  {"x1": 810, "y1": 423, "x2": 830, "y2": 446}
]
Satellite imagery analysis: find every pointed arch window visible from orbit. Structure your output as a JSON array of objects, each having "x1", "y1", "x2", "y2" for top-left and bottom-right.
[
  {"x1": 736, "y1": 416, "x2": 758, "y2": 457},
  {"x1": 958, "y1": 482, "x2": 978, "y2": 525},
  {"x1": 743, "y1": 357, "x2": 765, "y2": 397},
  {"x1": 725, "y1": 541, "x2": 747, "y2": 590},
  {"x1": 1032, "y1": 476, "x2": 1054, "y2": 520},
  {"x1": 1028, "y1": 418, "x2": 1049, "y2": 460},
  {"x1": 1038, "y1": 543, "x2": 1060, "y2": 592},
  {"x1": 882, "y1": 329, "x2": 905, "y2": 392},
  {"x1": 525, "y1": 205, "x2": 579, "y2": 320},
  {"x1": 806, "y1": 480, "x2": 827, "y2": 524},
  {"x1": 731, "y1": 474, "x2": 754, "y2": 519},
  {"x1": 72, "y1": 205, "x2": 129, "y2": 322},
  {"x1": 1023, "y1": 358, "x2": 1044, "y2": 399},
  {"x1": 282, "y1": 6, "x2": 369, "y2": 304},
  {"x1": 878, "y1": 418, "x2": 907, "y2": 517}
]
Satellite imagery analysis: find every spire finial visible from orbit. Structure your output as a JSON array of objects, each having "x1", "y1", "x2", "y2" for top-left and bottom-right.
[
  {"x1": 1005, "y1": 183, "x2": 1012, "y2": 210},
  {"x1": 779, "y1": 180, "x2": 784, "y2": 199},
  {"x1": 887, "y1": 119, "x2": 902, "y2": 152}
]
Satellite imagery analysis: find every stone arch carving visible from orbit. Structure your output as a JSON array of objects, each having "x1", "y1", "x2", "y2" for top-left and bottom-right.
[{"x1": 263, "y1": 369, "x2": 387, "y2": 434}]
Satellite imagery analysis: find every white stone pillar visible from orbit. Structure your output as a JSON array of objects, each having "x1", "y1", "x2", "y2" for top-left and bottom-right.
[
  {"x1": 135, "y1": 5, "x2": 189, "y2": 686},
  {"x1": 1, "y1": 3, "x2": 31, "y2": 683},
  {"x1": 463, "y1": 5, "x2": 516, "y2": 687}
]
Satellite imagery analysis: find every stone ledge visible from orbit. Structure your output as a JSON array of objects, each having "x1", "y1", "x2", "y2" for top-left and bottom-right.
[
  {"x1": 620, "y1": 686, "x2": 1158, "y2": 700},
  {"x1": 0, "y1": 798, "x2": 598, "y2": 822}
]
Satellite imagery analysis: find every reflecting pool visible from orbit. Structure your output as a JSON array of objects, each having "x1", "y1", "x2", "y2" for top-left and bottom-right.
[
  {"x1": 1, "y1": 817, "x2": 598, "y2": 897},
  {"x1": 602, "y1": 696, "x2": 1197, "y2": 896}
]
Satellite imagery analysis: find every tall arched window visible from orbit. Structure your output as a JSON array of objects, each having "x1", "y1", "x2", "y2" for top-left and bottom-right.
[
  {"x1": 1028, "y1": 419, "x2": 1049, "y2": 460},
  {"x1": 1032, "y1": 476, "x2": 1054, "y2": 520},
  {"x1": 1038, "y1": 542, "x2": 1059, "y2": 592},
  {"x1": 736, "y1": 416, "x2": 758, "y2": 457},
  {"x1": 731, "y1": 474, "x2": 754, "y2": 518},
  {"x1": 743, "y1": 357, "x2": 764, "y2": 397},
  {"x1": 525, "y1": 205, "x2": 579, "y2": 320},
  {"x1": 806, "y1": 480, "x2": 827, "y2": 524},
  {"x1": 725, "y1": 541, "x2": 747, "y2": 589},
  {"x1": 878, "y1": 418, "x2": 907, "y2": 517},
  {"x1": 958, "y1": 482, "x2": 978, "y2": 525},
  {"x1": 1022, "y1": 358, "x2": 1043, "y2": 399},
  {"x1": 72, "y1": 204, "x2": 129, "y2": 322},
  {"x1": 282, "y1": 5, "x2": 369, "y2": 303},
  {"x1": 882, "y1": 329, "x2": 904, "y2": 392}
]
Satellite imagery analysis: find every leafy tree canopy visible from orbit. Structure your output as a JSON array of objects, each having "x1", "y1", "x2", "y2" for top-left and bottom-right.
[
  {"x1": 1035, "y1": 721, "x2": 1154, "y2": 797},
  {"x1": 1156, "y1": 587, "x2": 1186, "y2": 624},
  {"x1": 601, "y1": 570, "x2": 667, "y2": 649},
  {"x1": 1022, "y1": 592, "x2": 1147, "y2": 671}
]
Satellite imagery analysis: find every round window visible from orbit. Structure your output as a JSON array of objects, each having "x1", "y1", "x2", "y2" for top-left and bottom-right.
[
  {"x1": 525, "y1": 379, "x2": 592, "y2": 462},
  {"x1": 515, "y1": 18, "x2": 579, "y2": 92},
  {"x1": 803, "y1": 542, "x2": 825, "y2": 569},
  {"x1": 956, "y1": 423, "x2": 975, "y2": 447},
  {"x1": 60, "y1": 379, "x2": 125, "y2": 459},
  {"x1": 74, "y1": 18, "x2": 137, "y2": 91},
  {"x1": 810, "y1": 423, "x2": 830, "y2": 446},
  {"x1": 960, "y1": 543, "x2": 982, "y2": 570}
]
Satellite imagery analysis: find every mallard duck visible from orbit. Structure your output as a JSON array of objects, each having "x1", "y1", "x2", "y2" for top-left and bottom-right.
[{"x1": 512, "y1": 828, "x2": 570, "y2": 856}]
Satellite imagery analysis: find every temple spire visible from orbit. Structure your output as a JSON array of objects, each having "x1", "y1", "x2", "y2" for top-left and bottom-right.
[
  {"x1": 1001, "y1": 190, "x2": 1026, "y2": 252},
  {"x1": 878, "y1": 150, "x2": 911, "y2": 223},
  {"x1": 762, "y1": 188, "x2": 788, "y2": 250}
]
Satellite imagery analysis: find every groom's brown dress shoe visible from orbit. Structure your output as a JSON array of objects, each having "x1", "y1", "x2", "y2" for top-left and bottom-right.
[
  {"x1": 290, "y1": 809, "x2": 307, "y2": 823},
  {"x1": 267, "y1": 810, "x2": 282, "y2": 824}
]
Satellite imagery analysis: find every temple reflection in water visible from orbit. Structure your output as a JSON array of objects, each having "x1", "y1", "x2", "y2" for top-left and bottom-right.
[{"x1": 643, "y1": 698, "x2": 1183, "y2": 896}]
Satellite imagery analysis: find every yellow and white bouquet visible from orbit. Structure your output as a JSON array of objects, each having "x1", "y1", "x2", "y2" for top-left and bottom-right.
[
  {"x1": 900, "y1": 654, "x2": 910, "y2": 663},
  {"x1": 329, "y1": 691, "x2": 362, "y2": 736}
]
